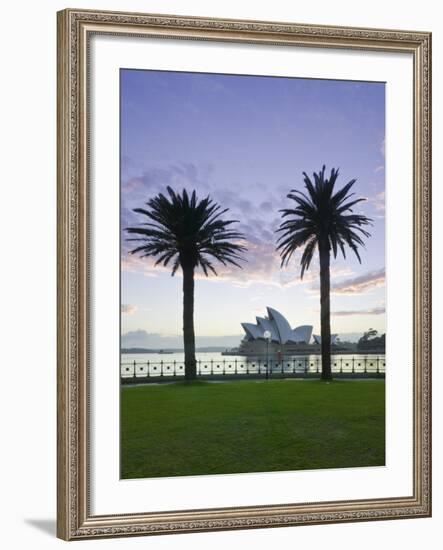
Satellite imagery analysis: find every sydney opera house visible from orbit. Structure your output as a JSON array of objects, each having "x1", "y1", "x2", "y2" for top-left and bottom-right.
[{"x1": 237, "y1": 307, "x2": 337, "y2": 355}]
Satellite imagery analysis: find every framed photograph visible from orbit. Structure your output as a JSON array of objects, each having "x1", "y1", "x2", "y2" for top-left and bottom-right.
[{"x1": 57, "y1": 8, "x2": 431, "y2": 540}]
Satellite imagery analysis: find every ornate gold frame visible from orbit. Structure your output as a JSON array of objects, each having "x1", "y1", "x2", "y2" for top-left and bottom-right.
[{"x1": 57, "y1": 8, "x2": 432, "y2": 540}]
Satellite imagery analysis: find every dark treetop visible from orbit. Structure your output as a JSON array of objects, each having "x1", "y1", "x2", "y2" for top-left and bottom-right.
[
  {"x1": 276, "y1": 166, "x2": 373, "y2": 278},
  {"x1": 126, "y1": 186, "x2": 247, "y2": 275}
]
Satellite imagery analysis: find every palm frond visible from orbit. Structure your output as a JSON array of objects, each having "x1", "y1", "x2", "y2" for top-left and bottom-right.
[
  {"x1": 276, "y1": 166, "x2": 373, "y2": 277},
  {"x1": 126, "y1": 187, "x2": 247, "y2": 277}
]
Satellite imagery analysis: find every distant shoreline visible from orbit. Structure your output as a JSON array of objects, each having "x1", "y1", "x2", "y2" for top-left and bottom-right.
[
  {"x1": 121, "y1": 347, "x2": 230, "y2": 354},
  {"x1": 122, "y1": 347, "x2": 385, "y2": 355}
]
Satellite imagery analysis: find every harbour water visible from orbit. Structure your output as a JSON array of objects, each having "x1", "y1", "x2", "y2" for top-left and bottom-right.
[{"x1": 121, "y1": 351, "x2": 385, "y2": 379}]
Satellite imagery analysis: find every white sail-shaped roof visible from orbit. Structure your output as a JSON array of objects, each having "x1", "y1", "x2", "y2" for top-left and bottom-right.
[
  {"x1": 241, "y1": 307, "x2": 314, "y2": 345},
  {"x1": 267, "y1": 307, "x2": 294, "y2": 344},
  {"x1": 241, "y1": 322, "x2": 264, "y2": 341},
  {"x1": 256, "y1": 317, "x2": 279, "y2": 342},
  {"x1": 291, "y1": 325, "x2": 313, "y2": 344}
]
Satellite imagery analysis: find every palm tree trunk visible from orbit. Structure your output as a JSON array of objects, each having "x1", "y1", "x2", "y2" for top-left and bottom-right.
[
  {"x1": 319, "y1": 238, "x2": 332, "y2": 380},
  {"x1": 182, "y1": 265, "x2": 197, "y2": 380}
]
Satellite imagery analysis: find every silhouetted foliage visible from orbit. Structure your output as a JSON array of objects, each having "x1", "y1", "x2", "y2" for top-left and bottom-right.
[
  {"x1": 277, "y1": 166, "x2": 372, "y2": 379},
  {"x1": 357, "y1": 329, "x2": 385, "y2": 351},
  {"x1": 126, "y1": 187, "x2": 246, "y2": 380}
]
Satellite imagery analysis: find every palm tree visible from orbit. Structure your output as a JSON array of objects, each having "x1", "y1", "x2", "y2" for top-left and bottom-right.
[
  {"x1": 276, "y1": 166, "x2": 372, "y2": 380},
  {"x1": 126, "y1": 187, "x2": 246, "y2": 381}
]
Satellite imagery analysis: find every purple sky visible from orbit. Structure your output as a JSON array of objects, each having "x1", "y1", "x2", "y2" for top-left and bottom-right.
[{"x1": 120, "y1": 69, "x2": 385, "y2": 348}]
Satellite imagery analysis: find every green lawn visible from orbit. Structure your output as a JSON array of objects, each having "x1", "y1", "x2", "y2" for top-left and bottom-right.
[{"x1": 121, "y1": 379, "x2": 385, "y2": 479}]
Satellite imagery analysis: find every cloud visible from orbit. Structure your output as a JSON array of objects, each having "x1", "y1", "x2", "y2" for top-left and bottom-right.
[
  {"x1": 373, "y1": 191, "x2": 385, "y2": 212},
  {"x1": 306, "y1": 265, "x2": 355, "y2": 296},
  {"x1": 121, "y1": 329, "x2": 242, "y2": 349},
  {"x1": 358, "y1": 190, "x2": 385, "y2": 220},
  {"x1": 121, "y1": 304, "x2": 138, "y2": 315},
  {"x1": 121, "y1": 162, "x2": 215, "y2": 247},
  {"x1": 366, "y1": 190, "x2": 385, "y2": 213},
  {"x1": 330, "y1": 268, "x2": 385, "y2": 295},
  {"x1": 121, "y1": 253, "x2": 161, "y2": 277},
  {"x1": 259, "y1": 201, "x2": 273, "y2": 212},
  {"x1": 122, "y1": 329, "x2": 153, "y2": 347},
  {"x1": 194, "y1": 239, "x2": 282, "y2": 287},
  {"x1": 332, "y1": 306, "x2": 385, "y2": 316},
  {"x1": 121, "y1": 164, "x2": 290, "y2": 286},
  {"x1": 278, "y1": 252, "x2": 319, "y2": 287},
  {"x1": 122, "y1": 162, "x2": 213, "y2": 199},
  {"x1": 374, "y1": 165, "x2": 384, "y2": 173},
  {"x1": 122, "y1": 162, "x2": 375, "y2": 290}
]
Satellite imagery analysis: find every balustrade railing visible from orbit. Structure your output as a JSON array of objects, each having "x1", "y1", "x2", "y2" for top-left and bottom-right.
[{"x1": 120, "y1": 355, "x2": 386, "y2": 380}]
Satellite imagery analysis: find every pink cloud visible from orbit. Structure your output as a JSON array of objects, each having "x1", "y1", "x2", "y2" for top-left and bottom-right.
[
  {"x1": 121, "y1": 304, "x2": 138, "y2": 315},
  {"x1": 330, "y1": 268, "x2": 385, "y2": 295},
  {"x1": 332, "y1": 306, "x2": 385, "y2": 316}
]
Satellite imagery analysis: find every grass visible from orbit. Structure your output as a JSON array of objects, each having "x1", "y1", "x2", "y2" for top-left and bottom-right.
[{"x1": 121, "y1": 379, "x2": 385, "y2": 479}]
